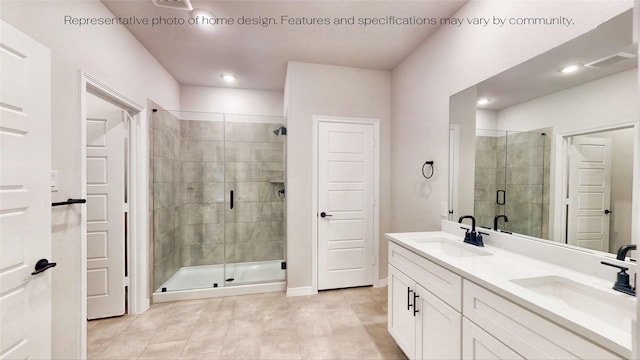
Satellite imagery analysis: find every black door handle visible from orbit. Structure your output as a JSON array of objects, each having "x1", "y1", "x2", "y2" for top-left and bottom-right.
[
  {"x1": 604, "y1": 209, "x2": 612, "y2": 214},
  {"x1": 413, "y1": 292, "x2": 420, "y2": 316},
  {"x1": 230, "y1": 190, "x2": 234, "y2": 209},
  {"x1": 31, "y1": 259, "x2": 57, "y2": 275},
  {"x1": 320, "y1": 211, "x2": 332, "y2": 218}
]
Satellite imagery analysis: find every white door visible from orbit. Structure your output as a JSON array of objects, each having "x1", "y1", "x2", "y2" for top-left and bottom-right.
[
  {"x1": 317, "y1": 121, "x2": 374, "y2": 290},
  {"x1": 567, "y1": 137, "x2": 612, "y2": 251},
  {"x1": 0, "y1": 20, "x2": 51, "y2": 359},
  {"x1": 86, "y1": 93, "x2": 127, "y2": 319}
]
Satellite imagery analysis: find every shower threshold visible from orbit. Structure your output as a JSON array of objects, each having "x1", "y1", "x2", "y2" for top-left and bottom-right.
[{"x1": 152, "y1": 259, "x2": 286, "y2": 303}]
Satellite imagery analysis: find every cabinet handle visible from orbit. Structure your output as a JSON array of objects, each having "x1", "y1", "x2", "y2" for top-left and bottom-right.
[
  {"x1": 413, "y1": 292, "x2": 420, "y2": 316},
  {"x1": 407, "y1": 288, "x2": 413, "y2": 310}
]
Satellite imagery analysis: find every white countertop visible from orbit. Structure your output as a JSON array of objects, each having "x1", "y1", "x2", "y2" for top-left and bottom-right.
[{"x1": 386, "y1": 230, "x2": 636, "y2": 358}]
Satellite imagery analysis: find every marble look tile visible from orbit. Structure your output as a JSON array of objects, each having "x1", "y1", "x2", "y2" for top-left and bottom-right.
[
  {"x1": 139, "y1": 340, "x2": 187, "y2": 359},
  {"x1": 88, "y1": 287, "x2": 405, "y2": 360}
]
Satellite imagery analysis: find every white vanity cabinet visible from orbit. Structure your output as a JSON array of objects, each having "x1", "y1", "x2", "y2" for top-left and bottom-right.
[
  {"x1": 387, "y1": 237, "x2": 629, "y2": 360},
  {"x1": 388, "y1": 242, "x2": 462, "y2": 360},
  {"x1": 462, "y1": 280, "x2": 622, "y2": 360}
]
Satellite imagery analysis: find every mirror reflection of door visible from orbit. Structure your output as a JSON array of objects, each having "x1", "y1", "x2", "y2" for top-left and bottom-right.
[{"x1": 564, "y1": 128, "x2": 634, "y2": 253}]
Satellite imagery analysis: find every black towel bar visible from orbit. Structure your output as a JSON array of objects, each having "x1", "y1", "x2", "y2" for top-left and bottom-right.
[{"x1": 52, "y1": 198, "x2": 87, "y2": 207}]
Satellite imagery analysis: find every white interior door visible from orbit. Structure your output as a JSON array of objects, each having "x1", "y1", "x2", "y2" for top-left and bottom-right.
[
  {"x1": 86, "y1": 93, "x2": 127, "y2": 319},
  {"x1": 317, "y1": 121, "x2": 374, "y2": 290},
  {"x1": 567, "y1": 137, "x2": 612, "y2": 251},
  {"x1": 0, "y1": 20, "x2": 51, "y2": 360}
]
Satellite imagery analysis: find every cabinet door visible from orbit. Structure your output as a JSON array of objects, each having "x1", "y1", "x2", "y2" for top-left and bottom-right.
[
  {"x1": 416, "y1": 284, "x2": 461, "y2": 359},
  {"x1": 462, "y1": 318, "x2": 525, "y2": 360},
  {"x1": 388, "y1": 265, "x2": 416, "y2": 359}
]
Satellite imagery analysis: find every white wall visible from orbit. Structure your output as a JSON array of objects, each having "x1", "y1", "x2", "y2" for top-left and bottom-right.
[
  {"x1": 476, "y1": 109, "x2": 498, "y2": 130},
  {"x1": 0, "y1": 1, "x2": 180, "y2": 359},
  {"x1": 180, "y1": 85, "x2": 284, "y2": 116},
  {"x1": 495, "y1": 69, "x2": 638, "y2": 132},
  {"x1": 390, "y1": 0, "x2": 633, "y2": 233},
  {"x1": 284, "y1": 61, "x2": 391, "y2": 291}
]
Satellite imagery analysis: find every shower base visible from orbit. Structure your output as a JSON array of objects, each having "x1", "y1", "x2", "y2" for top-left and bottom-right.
[{"x1": 152, "y1": 259, "x2": 286, "y2": 303}]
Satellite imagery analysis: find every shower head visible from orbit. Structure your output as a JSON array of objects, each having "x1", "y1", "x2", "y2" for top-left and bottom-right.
[{"x1": 273, "y1": 126, "x2": 287, "y2": 136}]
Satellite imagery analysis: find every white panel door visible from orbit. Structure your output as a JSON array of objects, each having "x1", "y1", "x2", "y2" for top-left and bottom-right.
[
  {"x1": 86, "y1": 93, "x2": 126, "y2": 319},
  {"x1": 0, "y1": 20, "x2": 51, "y2": 360},
  {"x1": 567, "y1": 137, "x2": 612, "y2": 251},
  {"x1": 318, "y1": 121, "x2": 374, "y2": 290}
]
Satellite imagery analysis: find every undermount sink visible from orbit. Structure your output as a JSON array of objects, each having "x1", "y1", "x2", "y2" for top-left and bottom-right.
[
  {"x1": 510, "y1": 275, "x2": 635, "y2": 333},
  {"x1": 412, "y1": 238, "x2": 493, "y2": 257}
]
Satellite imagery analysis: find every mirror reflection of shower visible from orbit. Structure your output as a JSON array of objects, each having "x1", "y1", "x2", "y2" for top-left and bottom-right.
[{"x1": 273, "y1": 126, "x2": 287, "y2": 136}]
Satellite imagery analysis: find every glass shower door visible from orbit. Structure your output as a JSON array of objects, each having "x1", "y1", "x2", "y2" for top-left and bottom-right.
[{"x1": 223, "y1": 114, "x2": 286, "y2": 286}]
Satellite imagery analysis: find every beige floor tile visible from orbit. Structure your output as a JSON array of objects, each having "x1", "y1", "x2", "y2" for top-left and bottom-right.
[
  {"x1": 139, "y1": 340, "x2": 187, "y2": 359},
  {"x1": 351, "y1": 301, "x2": 387, "y2": 325},
  {"x1": 181, "y1": 336, "x2": 224, "y2": 358},
  {"x1": 88, "y1": 287, "x2": 404, "y2": 360},
  {"x1": 97, "y1": 329, "x2": 157, "y2": 359},
  {"x1": 150, "y1": 313, "x2": 200, "y2": 344},
  {"x1": 220, "y1": 336, "x2": 261, "y2": 359},
  {"x1": 299, "y1": 335, "x2": 342, "y2": 359}
]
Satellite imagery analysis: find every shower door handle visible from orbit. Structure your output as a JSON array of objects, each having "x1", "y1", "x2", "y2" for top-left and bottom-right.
[
  {"x1": 496, "y1": 190, "x2": 506, "y2": 205},
  {"x1": 230, "y1": 190, "x2": 234, "y2": 209}
]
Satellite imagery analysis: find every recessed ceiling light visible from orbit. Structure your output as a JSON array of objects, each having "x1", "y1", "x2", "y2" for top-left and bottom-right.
[
  {"x1": 192, "y1": 9, "x2": 216, "y2": 29},
  {"x1": 559, "y1": 64, "x2": 581, "y2": 74},
  {"x1": 477, "y1": 98, "x2": 491, "y2": 106},
  {"x1": 221, "y1": 74, "x2": 237, "y2": 83}
]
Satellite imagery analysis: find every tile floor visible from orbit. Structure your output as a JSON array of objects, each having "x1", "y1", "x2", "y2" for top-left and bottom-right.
[{"x1": 88, "y1": 286, "x2": 407, "y2": 359}]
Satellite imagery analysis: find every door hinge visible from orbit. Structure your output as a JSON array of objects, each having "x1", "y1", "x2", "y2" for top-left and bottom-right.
[
  {"x1": 123, "y1": 277, "x2": 130, "y2": 287},
  {"x1": 123, "y1": 203, "x2": 129, "y2": 213}
]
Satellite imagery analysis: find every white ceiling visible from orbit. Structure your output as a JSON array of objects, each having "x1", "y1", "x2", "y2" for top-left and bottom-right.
[
  {"x1": 476, "y1": 9, "x2": 637, "y2": 111},
  {"x1": 102, "y1": 0, "x2": 467, "y2": 90}
]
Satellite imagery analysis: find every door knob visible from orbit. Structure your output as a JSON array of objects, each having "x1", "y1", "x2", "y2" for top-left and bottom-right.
[
  {"x1": 604, "y1": 209, "x2": 612, "y2": 214},
  {"x1": 320, "y1": 211, "x2": 333, "y2": 218},
  {"x1": 31, "y1": 259, "x2": 57, "y2": 275}
]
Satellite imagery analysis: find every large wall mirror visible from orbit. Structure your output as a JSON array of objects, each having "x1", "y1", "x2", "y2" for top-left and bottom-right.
[{"x1": 449, "y1": 9, "x2": 638, "y2": 257}]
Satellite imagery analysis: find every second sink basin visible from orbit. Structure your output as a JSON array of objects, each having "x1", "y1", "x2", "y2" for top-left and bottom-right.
[
  {"x1": 412, "y1": 238, "x2": 493, "y2": 257},
  {"x1": 510, "y1": 275, "x2": 635, "y2": 334}
]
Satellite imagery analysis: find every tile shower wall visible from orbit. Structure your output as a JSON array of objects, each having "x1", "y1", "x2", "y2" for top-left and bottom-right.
[
  {"x1": 151, "y1": 112, "x2": 285, "y2": 289},
  {"x1": 474, "y1": 135, "x2": 502, "y2": 229},
  {"x1": 223, "y1": 121, "x2": 285, "y2": 264},
  {"x1": 503, "y1": 131, "x2": 546, "y2": 238},
  {"x1": 474, "y1": 129, "x2": 550, "y2": 238},
  {"x1": 179, "y1": 120, "x2": 285, "y2": 266},
  {"x1": 150, "y1": 106, "x2": 182, "y2": 290}
]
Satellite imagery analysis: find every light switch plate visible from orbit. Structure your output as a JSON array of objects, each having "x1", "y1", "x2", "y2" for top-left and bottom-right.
[
  {"x1": 51, "y1": 170, "x2": 59, "y2": 192},
  {"x1": 440, "y1": 201, "x2": 448, "y2": 217}
]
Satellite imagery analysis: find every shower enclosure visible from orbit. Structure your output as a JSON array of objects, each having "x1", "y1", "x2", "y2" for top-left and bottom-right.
[
  {"x1": 474, "y1": 129, "x2": 550, "y2": 238},
  {"x1": 150, "y1": 109, "x2": 286, "y2": 301}
]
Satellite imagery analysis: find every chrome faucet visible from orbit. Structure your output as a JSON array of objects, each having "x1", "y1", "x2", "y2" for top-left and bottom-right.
[
  {"x1": 458, "y1": 215, "x2": 486, "y2": 247},
  {"x1": 493, "y1": 215, "x2": 509, "y2": 231}
]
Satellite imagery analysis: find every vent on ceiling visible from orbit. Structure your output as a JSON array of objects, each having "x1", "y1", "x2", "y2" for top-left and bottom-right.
[
  {"x1": 585, "y1": 52, "x2": 637, "y2": 68},
  {"x1": 152, "y1": 0, "x2": 193, "y2": 11}
]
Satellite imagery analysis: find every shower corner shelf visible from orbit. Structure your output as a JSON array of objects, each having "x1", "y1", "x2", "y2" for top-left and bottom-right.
[{"x1": 269, "y1": 180, "x2": 285, "y2": 184}]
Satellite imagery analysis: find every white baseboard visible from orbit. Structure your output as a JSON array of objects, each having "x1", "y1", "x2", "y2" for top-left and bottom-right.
[
  {"x1": 286, "y1": 286, "x2": 315, "y2": 297},
  {"x1": 375, "y1": 277, "x2": 388, "y2": 287}
]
